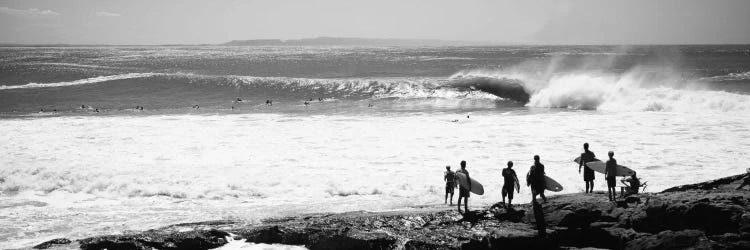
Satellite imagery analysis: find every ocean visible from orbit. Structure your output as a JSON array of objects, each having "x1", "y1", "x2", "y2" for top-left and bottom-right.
[{"x1": 1, "y1": 45, "x2": 749, "y2": 248}]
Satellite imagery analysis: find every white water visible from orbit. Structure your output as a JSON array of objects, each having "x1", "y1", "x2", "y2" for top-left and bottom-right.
[{"x1": 1, "y1": 110, "x2": 749, "y2": 248}]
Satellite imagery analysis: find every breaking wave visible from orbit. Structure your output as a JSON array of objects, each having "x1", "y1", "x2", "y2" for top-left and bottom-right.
[{"x1": 452, "y1": 66, "x2": 750, "y2": 112}]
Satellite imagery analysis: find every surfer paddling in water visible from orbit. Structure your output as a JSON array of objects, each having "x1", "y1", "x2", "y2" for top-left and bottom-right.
[
  {"x1": 456, "y1": 161, "x2": 471, "y2": 213},
  {"x1": 501, "y1": 161, "x2": 520, "y2": 208},
  {"x1": 605, "y1": 151, "x2": 618, "y2": 201},
  {"x1": 527, "y1": 155, "x2": 547, "y2": 203},
  {"x1": 578, "y1": 143, "x2": 597, "y2": 193},
  {"x1": 444, "y1": 166, "x2": 456, "y2": 205}
]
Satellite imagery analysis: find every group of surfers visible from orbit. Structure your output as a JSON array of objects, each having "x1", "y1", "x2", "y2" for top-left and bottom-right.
[{"x1": 443, "y1": 143, "x2": 643, "y2": 213}]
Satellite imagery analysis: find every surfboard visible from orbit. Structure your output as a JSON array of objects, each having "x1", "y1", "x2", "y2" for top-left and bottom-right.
[
  {"x1": 455, "y1": 172, "x2": 484, "y2": 195},
  {"x1": 545, "y1": 176, "x2": 563, "y2": 192},
  {"x1": 573, "y1": 157, "x2": 635, "y2": 176}
]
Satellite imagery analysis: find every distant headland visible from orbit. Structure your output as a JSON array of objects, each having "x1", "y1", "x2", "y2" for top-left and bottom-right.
[{"x1": 221, "y1": 37, "x2": 490, "y2": 46}]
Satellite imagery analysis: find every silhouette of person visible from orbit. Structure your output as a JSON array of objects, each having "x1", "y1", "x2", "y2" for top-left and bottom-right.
[
  {"x1": 621, "y1": 171, "x2": 641, "y2": 196},
  {"x1": 444, "y1": 166, "x2": 456, "y2": 205},
  {"x1": 456, "y1": 160, "x2": 471, "y2": 213},
  {"x1": 579, "y1": 143, "x2": 597, "y2": 193},
  {"x1": 502, "y1": 161, "x2": 520, "y2": 208},
  {"x1": 527, "y1": 155, "x2": 547, "y2": 203},
  {"x1": 605, "y1": 151, "x2": 618, "y2": 201}
]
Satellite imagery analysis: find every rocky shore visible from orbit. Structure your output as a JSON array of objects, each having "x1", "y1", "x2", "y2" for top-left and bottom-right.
[{"x1": 35, "y1": 174, "x2": 749, "y2": 250}]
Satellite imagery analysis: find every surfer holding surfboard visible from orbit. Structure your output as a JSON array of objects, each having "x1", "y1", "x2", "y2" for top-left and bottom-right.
[
  {"x1": 526, "y1": 155, "x2": 548, "y2": 203},
  {"x1": 578, "y1": 143, "x2": 597, "y2": 194},
  {"x1": 456, "y1": 161, "x2": 471, "y2": 213}
]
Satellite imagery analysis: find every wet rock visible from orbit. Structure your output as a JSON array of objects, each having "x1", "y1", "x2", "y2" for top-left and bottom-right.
[
  {"x1": 624, "y1": 230, "x2": 712, "y2": 250},
  {"x1": 33, "y1": 238, "x2": 72, "y2": 249},
  {"x1": 627, "y1": 192, "x2": 747, "y2": 235},
  {"x1": 662, "y1": 174, "x2": 747, "y2": 192},
  {"x1": 79, "y1": 229, "x2": 229, "y2": 250}
]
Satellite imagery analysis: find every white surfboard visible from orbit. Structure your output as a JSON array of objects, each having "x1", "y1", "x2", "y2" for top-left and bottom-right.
[
  {"x1": 455, "y1": 172, "x2": 484, "y2": 195},
  {"x1": 545, "y1": 176, "x2": 563, "y2": 192},
  {"x1": 574, "y1": 157, "x2": 635, "y2": 176}
]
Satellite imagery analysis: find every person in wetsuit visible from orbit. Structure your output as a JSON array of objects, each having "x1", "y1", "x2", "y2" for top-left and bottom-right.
[
  {"x1": 579, "y1": 143, "x2": 597, "y2": 193},
  {"x1": 605, "y1": 151, "x2": 618, "y2": 201},
  {"x1": 444, "y1": 166, "x2": 456, "y2": 205},
  {"x1": 502, "y1": 161, "x2": 520, "y2": 208},
  {"x1": 527, "y1": 155, "x2": 547, "y2": 203},
  {"x1": 456, "y1": 160, "x2": 471, "y2": 213},
  {"x1": 621, "y1": 171, "x2": 641, "y2": 196}
]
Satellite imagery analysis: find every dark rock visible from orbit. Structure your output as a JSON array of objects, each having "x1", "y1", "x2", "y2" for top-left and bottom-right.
[
  {"x1": 662, "y1": 174, "x2": 747, "y2": 192},
  {"x1": 33, "y1": 238, "x2": 72, "y2": 249},
  {"x1": 79, "y1": 229, "x2": 229, "y2": 250},
  {"x1": 490, "y1": 207, "x2": 525, "y2": 222},
  {"x1": 627, "y1": 192, "x2": 747, "y2": 235},
  {"x1": 559, "y1": 209, "x2": 603, "y2": 229},
  {"x1": 624, "y1": 230, "x2": 711, "y2": 250}
]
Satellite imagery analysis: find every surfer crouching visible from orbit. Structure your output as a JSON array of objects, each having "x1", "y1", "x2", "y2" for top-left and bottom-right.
[
  {"x1": 444, "y1": 166, "x2": 456, "y2": 205},
  {"x1": 456, "y1": 160, "x2": 471, "y2": 213}
]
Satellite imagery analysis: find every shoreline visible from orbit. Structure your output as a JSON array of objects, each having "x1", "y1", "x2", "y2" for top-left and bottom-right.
[{"x1": 32, "y1": 173, "x2": 750, "y2": 250}]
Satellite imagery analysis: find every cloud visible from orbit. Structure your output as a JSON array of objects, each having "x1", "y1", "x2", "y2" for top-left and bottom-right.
[
  {"x1": 0, "y1": 6, "x2": 60, "y2": 17},
  {"x1": 95, "y1": 11, "x2": 121, "y2": 17}
]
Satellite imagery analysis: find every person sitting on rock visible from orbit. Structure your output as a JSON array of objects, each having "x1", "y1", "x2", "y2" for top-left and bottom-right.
[
  {"x1": 501, "y1": 161, "x2": 520, "y2": 208},
  {"x1": 456, "y1": 160, "x2": 471, "y2": 213},
  {"x1": 526, "y1": 155, "x2": 547, "y2": 203},
  {"x1": 604, "y1": 151, "x2": 618, "y2": 201},
  {"x1": 444, "y1": 165, "x2": 456, "y2": 205},
  {"x1": 620, "y1": 171, "x2": 642, "y2": 196}
]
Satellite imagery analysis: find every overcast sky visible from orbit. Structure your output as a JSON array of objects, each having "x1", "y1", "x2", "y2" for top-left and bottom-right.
[{"x1": 1, "y1": 0, "x2": 749, "y2": 45}]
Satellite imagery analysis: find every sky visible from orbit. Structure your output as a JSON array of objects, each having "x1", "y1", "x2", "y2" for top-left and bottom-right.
[{"x1": 0, "y1": 0, "x2": 749, "y2": 45}]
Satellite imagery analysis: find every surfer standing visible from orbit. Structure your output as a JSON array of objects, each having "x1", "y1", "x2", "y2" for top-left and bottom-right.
[
  {"x1": 444, "y1": 166, "x2": 456, "y2": 205},
  {"x1": 501, "y1": 161, "x2": 520, "y2": 208},
  {"x1": 605, "y1": 151, "x2": 618, "y2": 201},
  {"x1": 456, "y1": 160, "x2": 471, "y2": 213},
  {"x1": 527, "y1": 155, "x2": 547, "y2": 203},
  {"x1": 579, "y1": 143, "x2": 597, "y2": 193}
]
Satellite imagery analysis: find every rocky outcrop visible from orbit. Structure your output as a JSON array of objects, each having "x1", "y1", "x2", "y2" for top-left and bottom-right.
[
  {"x1": 54, "y1": 173, "x2": 749, "y2": 250},
  {"x1": 78, "y1": 228, "x2": 229, "y2": 250}
]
